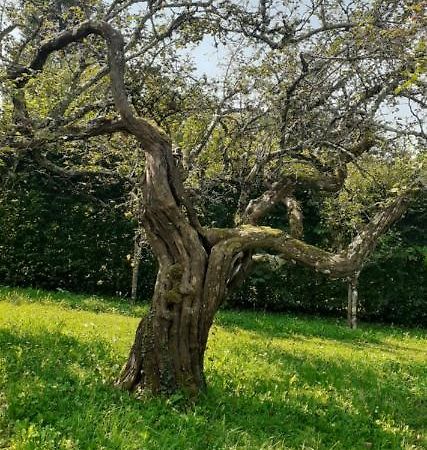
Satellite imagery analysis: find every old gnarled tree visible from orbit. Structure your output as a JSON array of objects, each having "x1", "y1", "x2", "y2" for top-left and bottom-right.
[{"x1": 1, "y1": 0, "x2": 425, "y2": 395}]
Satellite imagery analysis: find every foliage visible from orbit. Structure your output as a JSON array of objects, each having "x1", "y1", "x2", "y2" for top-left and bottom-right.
[{"x1": 0, "y1": 287, "x2": 426, "y2": 449}]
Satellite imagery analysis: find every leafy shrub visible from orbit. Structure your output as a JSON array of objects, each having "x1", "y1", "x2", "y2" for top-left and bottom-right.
[{"x1": 0, "y1": 170, "x2": 156, "y2": 298}]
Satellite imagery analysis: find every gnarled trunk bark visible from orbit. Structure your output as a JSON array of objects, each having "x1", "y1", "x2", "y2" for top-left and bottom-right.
[
  {"x1": 117, "y1": 263, "x2": 209, "y2": 394},
  {"x1": 117, "y1": 238, "x2": 246, "y2": 395},
  {"x1": 116, "y1": 145, "x2": 247, "y2": 395}
]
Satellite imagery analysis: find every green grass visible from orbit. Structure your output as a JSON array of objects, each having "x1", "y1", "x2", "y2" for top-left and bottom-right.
[{"x1": 0, "y1": 287, "x2": 426, "y2": 450}]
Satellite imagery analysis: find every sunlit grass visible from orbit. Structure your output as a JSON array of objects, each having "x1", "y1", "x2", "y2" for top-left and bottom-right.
[{"x1": 0, "y1": 286, "x2": 426, "y2": 449}]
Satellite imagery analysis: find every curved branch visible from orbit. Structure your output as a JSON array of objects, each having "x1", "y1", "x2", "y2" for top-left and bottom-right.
[
  {"x1": 7, "y1": 20, "x2": 170, "y2": 150},
  {"x1": 240, "y1": 167, "x2": 345, "y2": 225},
  {"x1": 205, "y1": 188, "x2": 417, "y2": 278}
]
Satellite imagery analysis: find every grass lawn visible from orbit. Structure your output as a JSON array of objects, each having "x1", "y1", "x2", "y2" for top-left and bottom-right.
[{"x1": 0, "y1": 286, "x2": 426, "y2": 449}]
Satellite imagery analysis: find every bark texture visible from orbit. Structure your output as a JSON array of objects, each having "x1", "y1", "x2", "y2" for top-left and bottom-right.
[
  {"x1": 116, "y1": 145, "x2": 210, "y2": 394},
  {"x1": 117, "y1": 151, "x2": 254, "y2": 392}
]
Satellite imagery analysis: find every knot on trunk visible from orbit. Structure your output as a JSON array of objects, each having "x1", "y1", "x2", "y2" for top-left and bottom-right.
[{"x1": 164, "y1": 263, "x2": 186, "y2": 304}]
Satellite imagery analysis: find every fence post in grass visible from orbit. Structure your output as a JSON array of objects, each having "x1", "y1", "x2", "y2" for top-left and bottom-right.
[{"x1": 347, "y1": 272, "x2": 360, "y2": 329}]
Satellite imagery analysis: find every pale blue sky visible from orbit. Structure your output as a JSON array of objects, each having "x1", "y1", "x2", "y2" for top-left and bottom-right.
[{"x1": 189, "y1": 36, "x2": 225, "y2": 78}]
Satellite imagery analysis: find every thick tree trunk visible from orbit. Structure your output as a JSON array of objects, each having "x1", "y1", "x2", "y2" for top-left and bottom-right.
[
  {"x1": 117, "y1": 227, "x2": 250, "y2": 394},
  {"x1": 116, "y1": 144, "x2": 245, "y2": 395},
  {"x1": 117, "y1": 241, "x2": 242, "y2": 395},
  {"x1": 117, "y1": 266, "x2": 209, "y2": 394}
]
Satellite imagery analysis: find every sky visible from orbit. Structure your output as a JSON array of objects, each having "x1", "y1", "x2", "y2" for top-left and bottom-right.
[
  {"x1": 182, "y1": 36, "x2": 226, "y2": 79},
  {"x1": 1, "y1": 0, "x2": 424, "y2": 132}
]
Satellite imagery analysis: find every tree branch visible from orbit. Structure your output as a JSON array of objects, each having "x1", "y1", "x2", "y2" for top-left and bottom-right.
[
  {"x1": 32, "y1": 149, "x2": 120, "y2": 181},
  {"x1": 205, "y1": 187, "x2": 418, "y2": 279}
]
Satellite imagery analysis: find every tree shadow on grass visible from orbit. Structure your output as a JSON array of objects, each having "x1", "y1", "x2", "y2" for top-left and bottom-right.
[
  {"x1": 216, "y1": 310, "x2": 427, "y2": 351},
  {"x1": 0, "y1": 328, "x2": 162, "y2": 449},
  {"x1": 0, "y1": 326, "x2": 425, "y2": 449},
  {"x1": 204, "y1": 336, "x2": 426, "y2": 449}
]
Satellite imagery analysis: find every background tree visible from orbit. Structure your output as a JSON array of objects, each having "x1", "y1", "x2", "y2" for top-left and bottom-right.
[{"x1": 0, "y1": 0, "x2": 425, "y2": 395}]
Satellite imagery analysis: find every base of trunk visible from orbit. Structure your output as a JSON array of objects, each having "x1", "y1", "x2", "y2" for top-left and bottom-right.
[{"x1": 115, "y1": 308, "x2": 207, "y2": 396}]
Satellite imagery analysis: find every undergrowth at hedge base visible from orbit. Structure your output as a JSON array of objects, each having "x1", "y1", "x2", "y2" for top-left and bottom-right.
[{"x1": 0, "y1": 287, "x2": 426, "y2": 449}]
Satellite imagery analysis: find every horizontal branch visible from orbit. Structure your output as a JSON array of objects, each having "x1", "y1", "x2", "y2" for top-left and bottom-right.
[
  {"x1": 205, "y1": 187, "x2": 417, "y2": 278},
  {"x1": 59, "y1": 118, "x2": 127, "y2": 141},
  {"x1": 32, "y1": 149, "x2": 121, "y2": 181},
  {"x1": 238, "y1": 20, "x2": 355, "y2": 50},
  {"x1": 2, "y1": 117, "x2": 127, "y2": 150}
]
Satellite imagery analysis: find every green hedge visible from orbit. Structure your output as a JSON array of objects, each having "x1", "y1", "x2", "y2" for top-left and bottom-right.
[
  {"x1": 228, "y1": 245, "x2": 427, "y2": 326},
  {"x1": 0, "y1": 171, "x2": 156, "y2": 297},
  {"x1": 1, "y1": 171, "x2": 425, "y2": 325}
]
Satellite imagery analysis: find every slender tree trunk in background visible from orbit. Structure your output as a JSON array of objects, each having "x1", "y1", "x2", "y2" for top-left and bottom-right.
[
  {"x1": 130, "y1": 257, "x2": 140, "y2": 303},
  {"x1": 347, "y1": 273, "x2": 359, "y2": 329},
  {"x1": 131, "y1": 259, "x2": 140, "y2": 304},
  {"x1": 130, "y1": 229, "x2": 142, "y2": 303}
]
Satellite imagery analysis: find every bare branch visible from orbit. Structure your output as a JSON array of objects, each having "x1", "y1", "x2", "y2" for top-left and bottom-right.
[
  {"x1": 205, "y1": 187, "x2": 418, "y2": 278},
  {"x1": 0, "y1": 23, "x2": 16, "y2": 43}
]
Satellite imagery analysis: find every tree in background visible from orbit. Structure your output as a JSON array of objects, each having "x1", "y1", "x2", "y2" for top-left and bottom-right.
[{"x1": 1, "y1": 0, "x2": 425, "y2": 395}]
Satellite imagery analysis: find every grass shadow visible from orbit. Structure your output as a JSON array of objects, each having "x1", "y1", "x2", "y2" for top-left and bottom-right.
[{"x1": 216, "y1": 309, "x2": 427, "y2": 350}]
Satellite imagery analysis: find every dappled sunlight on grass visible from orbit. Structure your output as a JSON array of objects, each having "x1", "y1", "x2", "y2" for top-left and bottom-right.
[{"x1": 1, "y1": 288, "x2": 426, "y2": 449}]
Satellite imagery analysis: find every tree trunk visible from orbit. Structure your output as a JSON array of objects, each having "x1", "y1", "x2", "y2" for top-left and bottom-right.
[
  {"x1": 116, "y1": 145, "x2": 245, "y2": 395},
  {"x1": 130, "y1": 258, "x2": 140, "y2": 303},
  {"x1": 117, "y1": 239, "x2": 244, "y2": 395},
  {"x1": 117, "y1": 264, "x2": 208, "y2": 395},
  {"x1": 347, "y1": 273, "x2": 359, "y2": 329}
]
